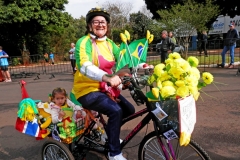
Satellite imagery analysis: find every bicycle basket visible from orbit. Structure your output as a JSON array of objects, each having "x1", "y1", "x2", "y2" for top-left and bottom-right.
[
  {"x1": 55, "y1": 118, "x2": 85, "y2": 144},
  {"x1": 56, "y1": 109, "x2": 97, "y2": 144},
  {"x1": 150, "y1": 99, "x2": 179, "y2": 135}
]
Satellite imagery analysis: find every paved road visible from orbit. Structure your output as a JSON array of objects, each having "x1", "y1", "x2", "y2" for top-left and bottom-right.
[{"x1": 0, "y1": 67, "x2": 240, "y2": 160}]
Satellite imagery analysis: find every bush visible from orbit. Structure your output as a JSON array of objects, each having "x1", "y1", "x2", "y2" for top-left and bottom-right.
[{"x1": 12, "y1": 58, "x2": 20, "y2": 66}]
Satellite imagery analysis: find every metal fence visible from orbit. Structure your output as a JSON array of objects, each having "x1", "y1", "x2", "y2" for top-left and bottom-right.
[
  {"x1": 147, "y1": 39, "x2": 240, "y2": 72},
  {"x1": 9, "y1": 54, "x2": 72, "y2": 80},
  {"x1": 7, "y1": 39, "x2": 240, "y2": 79}
]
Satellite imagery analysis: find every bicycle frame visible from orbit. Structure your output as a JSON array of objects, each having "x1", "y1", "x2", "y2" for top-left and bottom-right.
[{"x1": 74, "y1": 75, "x2": 177, "y2": 160}]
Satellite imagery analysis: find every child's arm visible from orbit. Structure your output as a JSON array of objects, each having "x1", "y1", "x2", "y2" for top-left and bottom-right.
[
  {"x1": 50, "y1": 102, "x2": 65, "y2": 123},
  {"x1": 66, "y1": 98, "x2": 84, "y2": 111},
  {"x1": 66, "y1": 99, "x2": 86, "y2": 119}
]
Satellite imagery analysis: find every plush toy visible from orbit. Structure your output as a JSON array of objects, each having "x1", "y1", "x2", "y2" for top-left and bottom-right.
[
  {"x1": 57, "y1": 106, "x2": 77, "y2": 143},
  {"x1": 18, "y1": 98, "x2": 39, "y2": 122},
  {"x1": 37, "y1": 102, "x2": 52, "y2": 138}
]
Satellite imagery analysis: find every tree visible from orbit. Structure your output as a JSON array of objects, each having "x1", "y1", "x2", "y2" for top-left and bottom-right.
[
  {"x1": 0, "y1": 0, "x2": 70, "y2": 56},
  {"x1": 144, "y1": 0, "x2": 240, "y2": 27},
  {"x1": 129, "y1": 12, "x2": 152, "y2": 39},
  {"x1": 102, "y1": 1, "x2": 132, "y2": 29},
  {"x1": 157, "y1": 0, "x2": 219, "y2": 57},
  {"x1": 31, "y1": 16, "x2": 87, "y2": 58}
]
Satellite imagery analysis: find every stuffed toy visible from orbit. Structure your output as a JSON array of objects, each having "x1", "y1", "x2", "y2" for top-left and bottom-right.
[
  {"x1": 37, "y1": 102, "x2": 52, "y2": 138},
  {"x1": 17, "y1": 98, "x2": 38, "y2": 121},
  {"x1": 56, "y1": 106, "x2": 77, "y2": 143}
]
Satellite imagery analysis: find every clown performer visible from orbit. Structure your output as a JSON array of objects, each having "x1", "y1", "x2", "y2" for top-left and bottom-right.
[{"x1": 71, "y1": 7, "x2": 136, "y2": 160}]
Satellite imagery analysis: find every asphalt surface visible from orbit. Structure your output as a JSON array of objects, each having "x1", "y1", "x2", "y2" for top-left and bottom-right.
[{"x1": 0, "y1": 66, "x2": 240, "y2": 160}]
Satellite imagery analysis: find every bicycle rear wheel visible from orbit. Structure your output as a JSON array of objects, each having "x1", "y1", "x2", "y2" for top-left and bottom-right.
[
  {"x1": 41, "y1": 139, "x2": 74, "y2": 160},
  {"x1": 138, "y1": 131, "x2": 211, "y2": 160}
]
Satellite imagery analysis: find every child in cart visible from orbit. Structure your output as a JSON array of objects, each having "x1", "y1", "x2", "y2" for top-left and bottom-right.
[
  {"x1": 49, "y1": 87, "x2": 86, "y2": 142},
  {"x1": 49, "y1": 87, "x2": 86, "y2": 124}
]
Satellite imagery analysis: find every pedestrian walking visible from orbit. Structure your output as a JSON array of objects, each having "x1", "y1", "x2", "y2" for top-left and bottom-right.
[
  {"x1": 44, "y1": 52, "x2": 49, "y2": 63},
  {"x1": 168, "y1": 31, "x2": 176, "y2": 45},
  {"x1": 158, "y1": 30, "x2": 175, "y2": 63},
  {"x1": 0, "y1": 46, "x2": 12, "y2": 82},
  {"x1": 217, "y1": 23, "x2": 239, "y2": 68},
  {"x1": 49, "y1": 52, "x2": 54, "y2": 65},
  {"x1": 69, "y1": 43, "x2": 76, "y2": 74},
  {"x1": 199, "y1": 31, "x2": 208, "y2": 57}
]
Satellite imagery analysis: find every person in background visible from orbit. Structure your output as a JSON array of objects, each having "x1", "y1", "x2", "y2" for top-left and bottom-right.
[
  {"x1": 218, "y1": 23, "x2": 239, "y2": 68},
  {"x1": 44, "y1": 52, "x2": 49, "y2": 63},
  {"x1": 49, "y1": 52, "x2": 54, "y2": 65},
  {"x1": 71, "y1": 7, "x2": 135, "y2": 160},
  {"x1": 69, "y1": 43, "x2": 76, "y2": 74},
  {"x1": 199, "y1": 31, "x2": 208, "y2": 57},
  {"x1": 0, "y1": 46, "x2": 12, "y2": 82},
  {"x1": 168, "y1": 31, "x2": 176, "y2": 45},
  {"x1": 158, "y1": 30, "x2": 175, "y2": 63}
]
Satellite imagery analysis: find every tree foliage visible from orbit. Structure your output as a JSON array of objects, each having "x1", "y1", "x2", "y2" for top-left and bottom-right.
[
  {"x1": 144, "y1": 0, "x2": 240, "y2": 26},
  {"x1": 102, "y1": 1, "x2": 132, "y2": 29},
  {"x1": 129, "y1": 12, "x2": 152, "y2": 39},
  {"x1": 157, "y1": 0, "x2": 220, "y2": 57},
  {"x1": 0, "y1": 0, "x2": 70, "y2": 55}
]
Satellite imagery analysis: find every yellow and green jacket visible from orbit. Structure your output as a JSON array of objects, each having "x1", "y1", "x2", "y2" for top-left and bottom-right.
[{"x1": 72, "y1": 34, "x2": 119, "y2": 99}]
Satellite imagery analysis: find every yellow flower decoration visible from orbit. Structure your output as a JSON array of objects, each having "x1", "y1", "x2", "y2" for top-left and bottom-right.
[
  {"x1": 180, "y1": 61, "x2": 191, "y2": 73},
  {"x1": 187, "y1": 56, "x2": 199, "y2": 67},
  {"x1": 165, "y1": 58, "x2": 173, "y2": 65},
  {"x1": 185, "y1": 75, "x2": 198, "y2": 87},
  {"x1": 188, "y1": 86, "x2": 200, "y2": 100},
  {"x1": 152, "y1": 87, "x2": 160, "y2": 98},
  {"x1": 162, "y1": 80, "x2": 174, "y2": 87},
  {"x1": 176, "y1": 86, "x2": 189, "y2": 98},
  {"x1": 188, "y1": 67, "x2": 200, "y2": 80},
  {"x1": 169, "y1": 67, "x2": 184, "y2": 79},
  {"x1": 153, "y1": 63, "x2": 165, "y2": 76},
  {"x1": 147, "y1": 55, "x2": 214, "y2": 100},
  {"x1": 202, "y1": 72, "x2": 214, "y2": 84},
  {"x1": 156, "y1": 79, "x2": 162, "y2": 88},
  {"x1": 169, "y1": 52, "x2": 181, "y2": 60},
  {"x1": 159, "y1": 71, "x2": 171, "y2": 81},
  {"x1": 175, "y1": 80, "x2": 185, "y2": 87},
  {"x1": 160, "y1": 86, "x2": 176, "y2": 98}
]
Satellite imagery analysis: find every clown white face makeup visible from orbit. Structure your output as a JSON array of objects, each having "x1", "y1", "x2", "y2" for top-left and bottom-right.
[{"x1": 89, "y1": 16, "x2": 108, "y2": 38}]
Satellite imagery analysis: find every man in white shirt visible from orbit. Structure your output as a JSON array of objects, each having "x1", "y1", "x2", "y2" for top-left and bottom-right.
[{"x1": 69, "y1": 43, "x2": 76, "y2": 74}]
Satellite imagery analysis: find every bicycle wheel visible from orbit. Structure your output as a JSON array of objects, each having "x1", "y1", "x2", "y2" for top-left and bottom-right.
[
  {"x1": 138, "y1": 131, "x2": 211, "y2": 160},
  {"x1": 41, "y1": 139, "x2": 74, "y2": 160}
]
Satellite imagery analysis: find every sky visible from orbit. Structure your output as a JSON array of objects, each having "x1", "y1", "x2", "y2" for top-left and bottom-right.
[{"x1": 64, "y1": 0, "x2": 146, "y2": 19}]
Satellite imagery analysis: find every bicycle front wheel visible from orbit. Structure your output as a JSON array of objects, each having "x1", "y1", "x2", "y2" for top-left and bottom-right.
[
  {"x1": 41, "y1": 139, "x2": 74, "y2": 160},
  {"x1": 138, "y1": 131, "x2": 211, "y2": 160}
]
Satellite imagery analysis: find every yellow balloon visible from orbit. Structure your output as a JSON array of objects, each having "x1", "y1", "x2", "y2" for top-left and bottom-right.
[
  {"x1": 152, "y1": 87, "x2": 160, "y2": 98},
  {"x1": 180, "y1": 132, "x2": 191, "y2": 146},
  {"x1": 146, "y1": 30, "x2": 150, "y2": 40},
  {"x1": 124, "y1": 30, "x2": 130, "y2": 41},
  {"x1": 120, "y1": 33, "x2": 127, "y2": 43},
  {"x1": 148, "y1": 34, "x2": 154, "y2": 44}
]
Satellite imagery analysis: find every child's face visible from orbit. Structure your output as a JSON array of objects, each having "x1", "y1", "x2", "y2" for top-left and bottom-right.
[{"x1": 52, "y1": 93, "x2": 66, "y2": 106}]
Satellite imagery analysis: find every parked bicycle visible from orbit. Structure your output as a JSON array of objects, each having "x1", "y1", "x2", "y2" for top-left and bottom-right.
[{"x1": 41, "y1": 68, "x2": 211, "y2": 160}]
